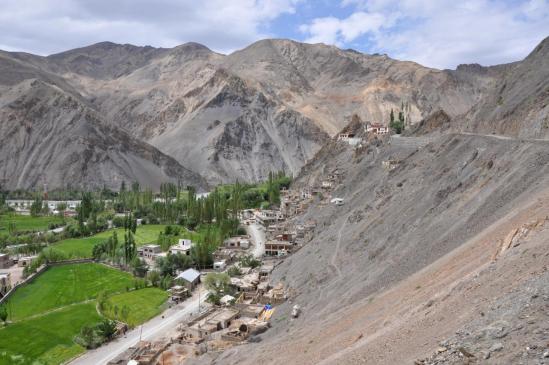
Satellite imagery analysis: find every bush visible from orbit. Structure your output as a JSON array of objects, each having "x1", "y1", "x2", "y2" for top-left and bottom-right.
[
  {"x1": 112, "y1": 216, "x2": 125, "y2": 228},
  {"x1": 239, "y1": 255, "x2": 261, "y2": 269},
  {"x1": 227, "y1": 266, "x2": 242, "y2": 277}
]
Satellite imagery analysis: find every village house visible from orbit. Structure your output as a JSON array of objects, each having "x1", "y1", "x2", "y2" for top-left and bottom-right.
[
  {"x1": 230, "y1": 272, "x2": 260, "y2": 293},
  {"x1": 274, "y1": 231, "x2": 295, "y2": 243},
  {"x1": 337, "y1": 132, "x2": 362, "y2": 146},
  {"x1": 0, "y1": 272, "x2": 11, "y2": 297},
  {"x1": 321, "y1": 180, "x2": 333, "y2": 189},
  {"x1": 17, "y1": 255, "x2": 37, "y2": 267},
  {"x1": 264, "y1": 240, "x2": 294, "y2": 257},
  {"x1": 223, "y1": 236, "x2": 250, "y2": 249},
  {"x1": 6, "y1": 199, "x2": 80, "y2": 212},
  {"x1": 255, "y1": 210, "x2": 284, "y2": 227},
  {"x1": 176, "y1": 268, "x2": 201, "y2": 291},
  {"x1": 259, "y1": 263, "x2": 275, "y2": 281},
  {"x1": 0, "y1": 253, "x2": 11, "y2": 269},
  {"x1": 213, "y1": 248, "x2": 242, "y2": 263},
  {"x1": 169, "y1": 285, "x2": 189, "y2": 303},
  {"x1": 366, "y1": 122, "x2": 389, "y2": 134},
  {"x1": 139, "y1": 244, "x2": 162, "y2": 259},
  {"x1": 169, "y1": 239, "x2": 193, "y2": 256},
  {"x1": 213, "y1": 260, "x2": 227, "y2": 271},
  {"x1": 186, "y1": 308, "x2": 240, "y2": 339}
]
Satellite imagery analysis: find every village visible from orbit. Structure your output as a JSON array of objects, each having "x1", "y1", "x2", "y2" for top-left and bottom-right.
[
  {"x1": 92, "y1": 120, "x2": 392, "y2": 364},
  {"x1": 0, "y1": 119, "x2": 392, "y2": 365},
  {"x1": 101, "y1": 186, "x2": 323, "y2": 364}
]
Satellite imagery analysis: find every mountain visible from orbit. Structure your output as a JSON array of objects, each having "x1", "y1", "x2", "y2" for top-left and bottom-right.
[
  {"x1": 0, "y1": 37, "x2": 547, "y2": 189},
  {"x1": 0, "y1": 77, "x2": 207, "y2": 191},
  {"x1": 462, "y1": 37, "x2": 549, "y2": 137},
  {"x1": 187, "y1": 40, "x2": 549, "y2": 363}
]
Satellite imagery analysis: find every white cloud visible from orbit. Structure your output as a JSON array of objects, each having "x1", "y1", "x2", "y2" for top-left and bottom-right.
[
  {"x1": 300, "y1": 11, "x2": 387, "y2": 46},
  {"x1": 302, "y1": 0, "x2": 549, "y2": 68},
  {"x1": 0, "y1": 0, "x2": 301, "y2": 55}
]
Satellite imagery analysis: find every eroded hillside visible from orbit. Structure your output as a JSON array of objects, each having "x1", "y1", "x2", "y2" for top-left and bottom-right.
[{"x1": 192, "y1": 126, "x2": 549, "y2": 364}]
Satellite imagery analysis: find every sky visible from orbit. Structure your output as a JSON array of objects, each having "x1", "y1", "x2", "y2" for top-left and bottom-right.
[{"x1": 0, "y1": 0, "x2": 548, "y2": 69}]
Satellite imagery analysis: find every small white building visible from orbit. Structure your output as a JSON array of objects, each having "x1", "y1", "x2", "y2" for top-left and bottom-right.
[
  {"x1": 213, "y1": 260, "x2": 227, "y2": 271},
  {"x1": 170, "y1": 239, "x2": 193, "y2": 256},
  {"x1": 366, "y1": 122, "x2": 389, "y2": 134},
  {"x1": 330, "y1": 198, "x2": 345, "y2": 206}
]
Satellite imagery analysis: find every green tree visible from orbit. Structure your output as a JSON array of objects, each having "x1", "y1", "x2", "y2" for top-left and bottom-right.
[
  {"x1": 147, "y1": 270, "x2": 161, "y2": 287},
  {"x1": 0, "y1": 305, "x2": 7, "y2": 325},
  {"x1": 203, "y1": 272, "x2": 231, "y2": 297},
  {"x1": 131, "y1": 257, "x2": 148, "y2": 277},
  {"x1": 30, "y1": 196, "x2": 44, "y2": 217},
  {"x1": 96, "y1": 319, "x2": 117, "y2": 340}
]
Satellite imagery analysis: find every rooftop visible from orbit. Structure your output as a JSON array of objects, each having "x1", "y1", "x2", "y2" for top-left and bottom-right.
[{"x1": 176, "y1": 268, "x2": 201, "y2": 282}]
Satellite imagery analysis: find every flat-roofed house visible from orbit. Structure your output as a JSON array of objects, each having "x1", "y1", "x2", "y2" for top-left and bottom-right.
[
  {"x1": 0, "y1": 253, "x2": 11, "y2": 269},
  {"x1": 224, "y1": 236, "x2": 250, "y2": 249},
  {"x1": 140, "y1": 244, "x2": 162, "y2": 259},
  {"x1": 170, "y1": 239, "x2": 193, "y2": 256},
  {"x1": 264, "y1": 240, "x2": 294, "y2": 257}
]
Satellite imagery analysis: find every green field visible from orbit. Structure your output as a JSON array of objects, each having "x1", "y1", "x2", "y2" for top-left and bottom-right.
[
  {"x1": 103, "y1": 287, "x2": 169, "y2": 327},
  {"x1": 0, "y1": 263, "x2": 168, "y2": 365},
  {"x1": 8, "y1": 263, "x2": 134, "y2": 321},
  {"x1": 0, "y1": 213, "x2": 64, "y2": 233},
  {"x1": 53, "y1": 224, "x2": 169, "y2": 258},
  {"x1": 0, "y1": 303, "x2": 100, "y2": 365}
]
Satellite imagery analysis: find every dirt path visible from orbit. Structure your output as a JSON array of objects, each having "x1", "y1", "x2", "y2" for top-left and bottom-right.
[{"x1": 329, "y1": 214, "x2": 349, "y2": 277}]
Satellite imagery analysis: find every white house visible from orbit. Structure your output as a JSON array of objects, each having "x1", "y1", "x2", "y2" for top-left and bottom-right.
[
  {"x1": 213, "y1": 260, "x2": 227, "y2": 271},
  {"x1": 170, "y1": 239, "x2": 193, "y2": 256},
  {"x1": 366, "y1": 123, "x2": 389, "y2": 134},
  {"x1": 330, "y1": 198, "x2": 345, "y2": 206}
]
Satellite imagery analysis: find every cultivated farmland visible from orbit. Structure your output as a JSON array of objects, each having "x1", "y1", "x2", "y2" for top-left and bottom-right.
[
  {"x1": 52, "y1": 224, "x2": 170, "y2": 258},
  {"x1": 0, "y1": 263, "x2": 168, "y2": 365},
  {"x1": 0, "y1": 213, "x2": 64, "y2": 233},
  {"x1": 102, "y1": 287, "x2": 169, "y2": 327}
]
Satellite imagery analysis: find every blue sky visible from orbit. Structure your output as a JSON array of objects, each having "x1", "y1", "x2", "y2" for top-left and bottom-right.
[{"x1": 0, "y1": 0, "x2": 548, "y2": 69}]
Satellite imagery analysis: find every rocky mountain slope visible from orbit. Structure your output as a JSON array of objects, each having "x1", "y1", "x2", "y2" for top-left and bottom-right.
[
  {"x1": 184, "y1": 38, "x2": 549, "y2": 365},
  {"x1": 1, "y1": 36, "x2": 518, "y2": 188},
  {"x1": 0, "y1": 78, "x2": 207, "y2": 191},
  {"x1": 1, "y1": 37, "x2": 547, "y2": 189},
  {"x1": 194, "y1": 127, "x2": 549, "y2": 365}
]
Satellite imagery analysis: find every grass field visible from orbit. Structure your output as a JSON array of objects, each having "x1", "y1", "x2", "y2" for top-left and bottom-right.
[
  {"x1": 53, "y1": 224, "x2": 169, "y2": 258},
  {"x1": 8, "y1": 263, "x2": 134, "y2": 321},
  {"x1": 0, "y1": 263, "x2": 168, "y2": 365},
  {"x1": 103, "y1": 287, "x2": 169, "y2": 327},
  {"x1": 0, "y1": 213, "x2": 64, "y2": 233},
  {"x1": 0, "y1": 303, "x2": 100, "y2": 365}
]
